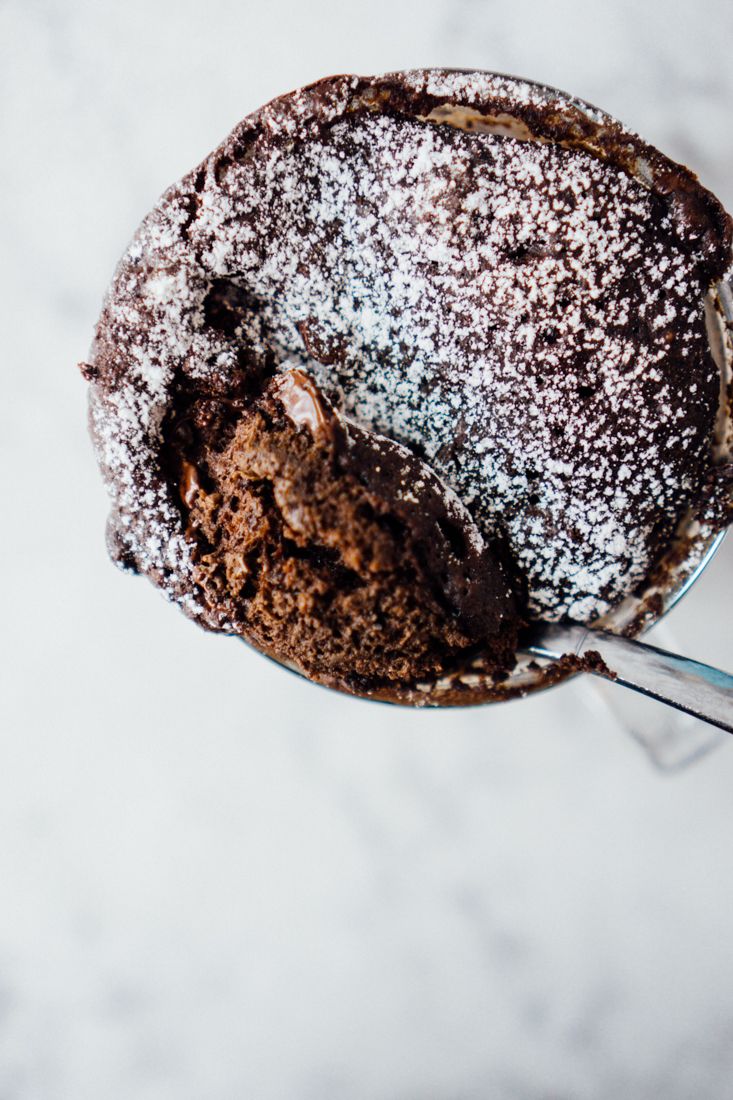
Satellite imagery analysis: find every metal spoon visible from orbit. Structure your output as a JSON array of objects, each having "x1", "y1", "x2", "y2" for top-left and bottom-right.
[{"x1": 524, "y1": 623, "x2": 733, "y2": 734}]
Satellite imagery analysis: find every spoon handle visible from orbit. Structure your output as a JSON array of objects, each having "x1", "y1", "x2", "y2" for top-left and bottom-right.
[{"x1": 526, "y1": 623, "x2": 733, "y2": 735}]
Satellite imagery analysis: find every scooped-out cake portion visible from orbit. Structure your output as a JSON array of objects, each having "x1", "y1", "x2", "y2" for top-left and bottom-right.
[
  {"x1": 81, "y1": 69, "x2": 732, "y2": 703},
  {"x1": 172, "y1": 368, "x2": 519, "y2": 695}
]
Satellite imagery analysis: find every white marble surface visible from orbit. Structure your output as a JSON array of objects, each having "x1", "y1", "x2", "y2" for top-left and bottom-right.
[{"x1": 2, "y1": 0, "x2": 733, "y2": 1096}]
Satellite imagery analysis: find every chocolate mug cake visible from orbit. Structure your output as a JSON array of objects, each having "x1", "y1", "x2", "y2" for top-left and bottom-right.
[{"x1": 80, "y1": 69, "x2": 733, "y2": 703}]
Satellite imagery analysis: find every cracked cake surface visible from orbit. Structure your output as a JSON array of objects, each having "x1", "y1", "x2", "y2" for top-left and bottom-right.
[{"x1": 81, "y1": 69, "x2": 732, "y2": 702}]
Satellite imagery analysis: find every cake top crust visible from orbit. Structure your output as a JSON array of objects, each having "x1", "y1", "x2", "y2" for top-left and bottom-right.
[{"x1": 84, "y1": 69, "x2": 732, "y2": 645}]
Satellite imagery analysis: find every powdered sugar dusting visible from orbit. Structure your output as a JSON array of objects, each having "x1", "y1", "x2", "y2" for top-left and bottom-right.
[{"x1": 86, "y1": 69, "x2": 729, "y2": 627}]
